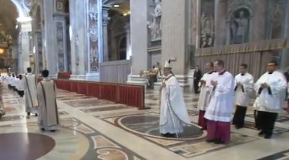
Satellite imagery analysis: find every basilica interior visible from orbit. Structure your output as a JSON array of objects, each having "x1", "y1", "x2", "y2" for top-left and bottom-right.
[{"x1": 0, "y1": 0, "x2": 289, "y2": 159}]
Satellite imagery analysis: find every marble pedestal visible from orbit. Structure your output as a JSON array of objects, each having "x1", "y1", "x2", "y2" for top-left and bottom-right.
[
  {"x1": 70, "y1": 75, "x2": 87, "y2": 80},
  {"x1": 49, "y1": 73, "x2": 58, "y2": 79},
  {"x1": 127, "y1": 74, "x2": 146, "y2": 85},
  {"x1": 86, "y1": 73, "x2": 100, "y2": 81}
]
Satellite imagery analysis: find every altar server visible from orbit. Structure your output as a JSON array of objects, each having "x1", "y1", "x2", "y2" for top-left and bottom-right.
[
  {"x1": 204, "y1": 60, "x2": 235, "y2": 144},
  {"x1": 254, "y1": 61, "x2": 287, "y2": 139},
  {"x1": 232, "y1": 64, "x2": 254, "y2": 129},
  {"x1": 159, "y1": 60, "x2": 191, "y2": 137},
  {"x1": 197, "y1": 62, "x2": 215, "y2": 130},
  {"x1": 17, "y1": 75, "x2": 24, "y2": 97},
  {"x1": 11, "y1": 74, "x2": 16, "y2": 91},
  {"x1": 37, "y1": 70, "x2": 59, "y2": 132},
  {"x1": 24, "y1": 67, "x2": 38, "y2": 118}
]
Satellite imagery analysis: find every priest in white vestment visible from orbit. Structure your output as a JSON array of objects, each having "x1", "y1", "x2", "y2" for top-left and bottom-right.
[
  {"x1": 204, "y1": 60, "x2": 235, "y2": 144},
  {"x1": 254, "y1": 61, "x2": 287, "y2": 139},
  {"x1": 232, "y1": 64, "x2": 254, "y2": 129},
  {"x1": 159, "y1": 60, "x2": 191, "y2": 137},
  {"x1": 37, "y1": 70, "x2": 59, "y2": 132},
  {"x1": 24, "y1": 67, "x2": 38, "y2": 118},
  {"x1": 197, "y1": 62, "x2": 215, "y2": 130}
]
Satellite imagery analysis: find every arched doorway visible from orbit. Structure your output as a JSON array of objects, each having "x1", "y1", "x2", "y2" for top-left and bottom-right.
[{"x1": 106, "y1": 2, "x2": 130, "y2": 61}]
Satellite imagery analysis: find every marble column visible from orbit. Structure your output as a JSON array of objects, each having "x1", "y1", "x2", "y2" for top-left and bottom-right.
[
  {"x1": 125, "y1": 23, "x2": 132, "y2": 60},
  {"x1": 33, "y1": 31, "x2": 42, "y2": 75},
  {"x1": 19, "y1": 22, "x2": 32, "y2": 73},
  {"x1": 251, "y1": 0, "x2": 267, "y2": 41},
  {"x1": 161, "y1": 0, "x2": 189, "y2": 87},
  {"x1": 42, "y1": 0, "x2": 58, "y2": 78},
  {"x1": 69, "y1": 0, "x2": 88, "y2": 80},
  {"x1": 102, "y1": 6, "x2": 109, "y2": 62},
  {"x1": 214, "y1": 0, "x2": 228, "y2": 46},
  {"x1": 127, "y1": 0, "x2": 148, "y2": 84}
]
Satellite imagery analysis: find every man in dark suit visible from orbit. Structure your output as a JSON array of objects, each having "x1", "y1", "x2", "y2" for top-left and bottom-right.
[{"x1": 193, "y1": 65, "x2": 202, "y2": 94}]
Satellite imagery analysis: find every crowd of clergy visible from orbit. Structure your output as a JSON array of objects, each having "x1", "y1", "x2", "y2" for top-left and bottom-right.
[
  {"x1": 159, "y1": 59, "x2": 289, "y2": 144},
  {"x1": 4, "y1": 68, "x2": 59, "y2": 132}
]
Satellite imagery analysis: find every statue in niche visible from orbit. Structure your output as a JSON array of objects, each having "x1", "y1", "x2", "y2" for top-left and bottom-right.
[
  {"x1": 271, "y1": 0, "x2": 282, "y2": 39},
  {"x1": 230, "y1": 9, "x2": 250, "y2": 44},
  {"x1": 200, "y1": 12, "x2": 214, "y2": 48},
  {"x1": 147, "y1": 0, "x2": 162, "y2": 41}
]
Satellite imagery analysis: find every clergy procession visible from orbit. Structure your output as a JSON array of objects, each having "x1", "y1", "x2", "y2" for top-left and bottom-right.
[
  {"x1": 160, "y1": 59, "x2": 288, "y2": 144},
  {"x1": 5, "y1": 68, "x2": 59, "y2": 132}
]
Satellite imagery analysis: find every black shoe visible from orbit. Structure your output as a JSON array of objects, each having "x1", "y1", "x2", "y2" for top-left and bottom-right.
[
  {"x1": 206, "y1": 139, "x2": 216, "y2": 143},
  {"x1": 264, "y1": 134, "x2": 272, "y2": 139},
  {"x1": 35, "y1": 113, "x2": 38, "y2": 117},
  {"x1": 40, "y1": 128, "x2": 45, "y2": 131},
  {"x1": 27, "y1": 112, "x2": 30, "y2": 118},
  {"x1": 235, "y1": 125, "x2": 243, "y2": 129},
  {"x1": 214, "y1": 139, "x2": 226, "y2": 145},
  {"x1": 258, "y1": 130, "x2": 265, "y2": 136},
  {"x1": 50, "y1": 130, "x2": 56, "y2": 132}
]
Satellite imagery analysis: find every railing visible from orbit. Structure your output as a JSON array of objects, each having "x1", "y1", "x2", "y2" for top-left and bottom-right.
[
  {"x1": 99, "y1": 60, "x2": 131, "y2": 83},
  {"x1": 53, "y1": 79, "x2": 145, "y2": 109}
]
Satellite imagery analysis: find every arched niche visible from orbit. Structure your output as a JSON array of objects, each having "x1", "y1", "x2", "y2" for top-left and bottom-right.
[{"x1": 228, "y1": 7, "x2": 251, "y2": 44}]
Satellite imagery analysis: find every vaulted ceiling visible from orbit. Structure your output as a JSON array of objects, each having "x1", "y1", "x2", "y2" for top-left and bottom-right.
[{"x1": 0, "y1": 0, "x2": 19, "y2": 40}]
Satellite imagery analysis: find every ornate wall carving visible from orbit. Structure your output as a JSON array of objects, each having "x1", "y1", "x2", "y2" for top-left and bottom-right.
[
  {"x1": 200, "y1": 0, "x2": 214, "y2": 48},
  {"x1": 56, "y1": 21, "x2": 65, "y2": 71},
  {"x1": 147, "y1": 0, "x2": 162, "y2": 42},
  {"x1": 271, "y1": 0, "x2": 284, "y2": 39},
  {"x1": 88, "y1": 0, "x2": 99, "y2": 72}
]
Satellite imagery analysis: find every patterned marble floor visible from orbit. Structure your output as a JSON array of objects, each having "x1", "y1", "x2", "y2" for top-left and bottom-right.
[{"x1": 0, "y1": 84, "x2": 289, "y2": 160}]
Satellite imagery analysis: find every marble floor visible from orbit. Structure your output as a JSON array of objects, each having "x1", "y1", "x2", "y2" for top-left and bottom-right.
[{"x1": 0, "y1": 84, "x2": 289, "y2": 160}]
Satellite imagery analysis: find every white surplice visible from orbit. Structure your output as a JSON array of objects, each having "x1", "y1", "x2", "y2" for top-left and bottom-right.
[
  {"x1": 204, "y1": 71, "x2": 235, "y2": 122},
  {"x1": 197, "y1": 72, "x2": 215, "y2": 111},
  {"x1": 234, "y1": 73, "x2": 254, "y2": 107},
  {"x1": 159, "y1": 74, "x2": 191, "y2": 134},
  {"x1": 17, "y1": 78, "x2": 24, "y2": 91},
  {"x1": 37, "y1": 78, "x2": 59, "y2": 130},
  {"x1": 24, "y1": 73, "x2": 38, "y2": 113},
  {"x1": 253, "y1": 71, "x2": 287, "y2": 113}
]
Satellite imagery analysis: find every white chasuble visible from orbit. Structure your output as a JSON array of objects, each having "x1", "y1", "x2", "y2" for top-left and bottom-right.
[
  {"x1": 204, "y1": 71, "x2": 235, "y2": 122},
  {"x1": 24, "y1": 73, "x2": 38, "y2": 112},
  {"x1": 197, "y1": 72, "x2": 215, "y2": 111},
  {"x1": 234, "y1": 73, "x2": 254, "y2": 107},
  {"x1": 254, "y1": 71, "x2": 287, "y2": 113},
  {"x1": 37, "y1": 79, "x2": 59, "y2": 130},
  {"x1": 159, "y1": 74, "x2": 191, "y2": 134}
]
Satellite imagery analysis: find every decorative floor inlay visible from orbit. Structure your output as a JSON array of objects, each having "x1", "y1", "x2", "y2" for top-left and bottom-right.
[
  {"x1": 64, "y1": 99, "x2": 115, "y2": 108},
  {"x1": 100, "y1": 112, "x2": 258, "y2": 158},
  {"x1": 81, "y1": 105, "x2": 131, "y2": 113}
]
